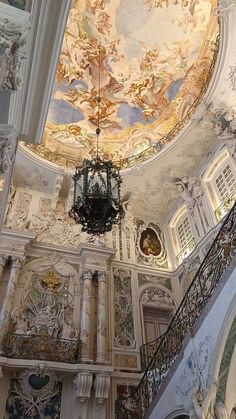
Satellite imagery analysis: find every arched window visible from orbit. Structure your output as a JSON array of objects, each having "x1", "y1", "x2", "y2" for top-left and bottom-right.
[
  {"x1": 203, "y1": 150, "x2": 236, "y2": 221},
  {"x1": 214, "y1": 163, "x2": 236, "y2": 203}
]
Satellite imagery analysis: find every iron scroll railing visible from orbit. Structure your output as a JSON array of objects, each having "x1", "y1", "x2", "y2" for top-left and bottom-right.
[{"x1": 115, "y1": 201, "x2": 236, "y2": 419}]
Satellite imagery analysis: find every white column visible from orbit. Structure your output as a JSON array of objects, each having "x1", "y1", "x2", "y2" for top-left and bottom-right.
[
  {"x1": 73, "y1": 371, "x2": 93, "y2": 419},
  {"x1": 94, "y1": 373, "x2": 110, "y2": 419},
  {"x1": 96, "y1": 271, "x2": 109, "y2": 364},
  {"x1": 80, "y1": 270, "x2": 93, "y2": 363},
  {"x1": 0, "y1": 256, "x2": 24, "y2": 351}
]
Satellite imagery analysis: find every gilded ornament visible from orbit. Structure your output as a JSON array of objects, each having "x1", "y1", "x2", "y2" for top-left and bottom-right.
[{"x1": 41, "y1": 270, "x2": 61, "y2": 291}]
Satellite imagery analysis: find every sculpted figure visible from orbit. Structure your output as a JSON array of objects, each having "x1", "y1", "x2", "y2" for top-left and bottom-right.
[
  {"x1": 215, "y1": 401, "x2": 229, "y2": 419},
  {"x1": 189, "y1": 383, "x2": 217, "y2": 419}
]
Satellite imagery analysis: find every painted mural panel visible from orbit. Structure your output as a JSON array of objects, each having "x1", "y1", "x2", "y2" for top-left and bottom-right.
[{"x1": 44, "y1": 0, "x2": 219, "y2": 167}]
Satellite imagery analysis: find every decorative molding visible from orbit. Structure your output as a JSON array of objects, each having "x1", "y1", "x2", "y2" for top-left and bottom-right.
[
  {"x1": 73, "y1": 371, "x2": 93, "y2": 400},
  {"x1": 95, "y1": 373, "x2": 110, "y2": 402},
  {"x1": 135, "y1": 220, "x2": 168, "y2": 269},
  {"x1": 140, "y1": 285, "x2": 175, "y2": 307}
]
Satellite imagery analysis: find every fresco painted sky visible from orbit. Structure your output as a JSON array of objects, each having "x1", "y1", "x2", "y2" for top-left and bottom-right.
[{"x1": 44, "y1": 0, "x2": 219, "y2": 165}]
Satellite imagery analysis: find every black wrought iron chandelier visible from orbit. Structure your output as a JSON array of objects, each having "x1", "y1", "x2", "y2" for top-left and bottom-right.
[{"x1": 69, "y1": 46, "x2": 123, "y2": 235}]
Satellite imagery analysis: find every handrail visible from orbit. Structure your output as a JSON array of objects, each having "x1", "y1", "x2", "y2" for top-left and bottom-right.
[{"x1": 115, "y1": 201, "x2": 236, "y2": 418}]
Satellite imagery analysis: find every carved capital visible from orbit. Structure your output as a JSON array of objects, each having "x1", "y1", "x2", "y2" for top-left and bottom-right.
[
  {"x1": 82, "y1": 270, "x2": 93, "y2": 282},
  {"x1": 216, "y1": 0, "x2": 236, "y2": 17},
  {"x1": 73, "y1": 371, "x2": 93, "y2": 399},
  {"x1": 11, "y1": 256, "x2": 25, "y2": 270},
  {"x1": 0, "y1": 126, "x2": 17, "y2": 175},
  {"x1": 97, "y1": 271, "x2": 107, "y2": 283},
  {"x1": 0, "y1": 10, "x2": 31, "y2": 91},
  {"x1": 95, "y1": 373, "x2": 110, "y2": 402}
]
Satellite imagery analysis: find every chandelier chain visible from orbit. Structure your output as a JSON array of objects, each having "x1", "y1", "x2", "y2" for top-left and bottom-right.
[{"x1": 96, "y1": 44, "x2": 102, "y2": 160}]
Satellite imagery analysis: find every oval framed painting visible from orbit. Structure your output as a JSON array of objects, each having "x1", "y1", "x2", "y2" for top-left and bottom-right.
[{"x1": 140, "y1": 227, "x2": 162, "y2": 257}]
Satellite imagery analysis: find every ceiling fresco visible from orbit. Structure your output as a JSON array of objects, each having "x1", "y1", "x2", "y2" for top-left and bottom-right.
[{"x1": 44, "y1": 0, "x2": 219, "y2": 167}]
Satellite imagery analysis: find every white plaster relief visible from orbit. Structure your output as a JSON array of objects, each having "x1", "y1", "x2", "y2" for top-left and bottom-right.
[
  {"x1": 0, "y1": 7, "x2": 31, "y2": 91},
  {"x1": 0, "y1": 125, "x2": 17, "y2": 175}
]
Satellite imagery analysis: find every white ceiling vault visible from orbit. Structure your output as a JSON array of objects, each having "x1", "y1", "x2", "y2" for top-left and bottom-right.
[{"x1": 13, "y1": 1, "x2": 236, "y2": 223}]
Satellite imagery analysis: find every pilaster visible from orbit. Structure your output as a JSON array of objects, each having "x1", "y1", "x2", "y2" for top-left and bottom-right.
[
  {"x1": 96, "y1": 271, "x2": 109, "y2": 365},
  {"x1": 80, "y1": 270, "x2": 94, "y2": 364},
  {"x1": 0, "y1": 256, "x2": 25, "y2": 351}
]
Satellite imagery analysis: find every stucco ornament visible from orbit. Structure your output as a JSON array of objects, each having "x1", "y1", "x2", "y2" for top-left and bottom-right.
[
  {"x1": 11, "y1": 265, "x2": 77, "y2": 339},
  {"x1": 172, "y1": 174, "x2": 205, "y2": 213},
  {"x1": 0, "y1": 127, "x2": 16, "y2": 175},
  {"x1": 209, "y1": 105, "x2": 236, "y2": 159},
  {"x1": 0, "y1": 15, "x2": 30, "y2": 90},
  {"x1": 140, "y1": 286, "x2": 174, "y2": 306},
  {"x1": 215, "y1": 401, "x2": 230, "y2": 419},
  {"x1": 177, "y1": 336, "x2": 215, "y2": 418},
  {"x1": 113, "y1": 268, "x2": 136, "y2": 349},
  {"x1": 5, "y1": 369, "x2": 62, "y2": 418}
]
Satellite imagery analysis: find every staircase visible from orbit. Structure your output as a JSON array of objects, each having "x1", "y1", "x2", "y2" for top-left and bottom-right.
[{"x1": 115, "y1": 202, "x2": 236, "y2": 419}]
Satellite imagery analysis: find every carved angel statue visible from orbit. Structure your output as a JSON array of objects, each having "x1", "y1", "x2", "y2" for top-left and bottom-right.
[
  {"x1": 215, "y1": 401, "x2": 230, "y2": 419},
  {"x1": 175, "y1": 179, "x2": 196, "y2": 211},
  {"x1": 121, "y1": 192, "x2": 135, "y2": 232},
  {"x1": 188, "y1": 382, "x2": 217, "y2": 419}
]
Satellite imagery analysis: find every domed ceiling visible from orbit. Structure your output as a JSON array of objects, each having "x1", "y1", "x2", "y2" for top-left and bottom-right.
[{"x1": 43, "y1": 0, "x2": 219, "y2": 167}]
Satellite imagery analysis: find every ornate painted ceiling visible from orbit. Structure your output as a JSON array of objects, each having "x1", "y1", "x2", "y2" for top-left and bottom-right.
[{"x1": 43, "y1": 0, "x2": 219, "y2": 167}]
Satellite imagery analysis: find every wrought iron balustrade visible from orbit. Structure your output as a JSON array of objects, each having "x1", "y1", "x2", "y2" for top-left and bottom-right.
[
  {"x1": 140, "y1": 334, "x2": 163, "y2": 372},
  {"x1": 116, "y1": 201, "x2": 236, "y2": 419},
  {"x1": 3, "y1": 332, "x2": 81, "y2": 364}
]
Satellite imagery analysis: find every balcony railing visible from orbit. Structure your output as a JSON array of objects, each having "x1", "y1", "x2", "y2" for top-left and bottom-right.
[
  {"x1": 115, "y1": 201, "x2": 236, "y2": 419},
  {"x1": 3, "y1": 332, "x2": 81, "y2": 364}
]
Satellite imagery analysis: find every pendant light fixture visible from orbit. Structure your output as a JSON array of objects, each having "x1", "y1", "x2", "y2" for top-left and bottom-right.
[{"x1": 69, "y1": 45, "x2": 124, "y2": 235}]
